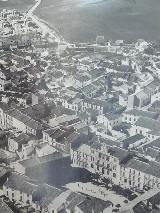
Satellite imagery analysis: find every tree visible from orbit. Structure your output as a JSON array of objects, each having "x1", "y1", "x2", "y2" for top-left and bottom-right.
[
  {"x1": 91, "y1": 172, "x2": 100, "y2": 183},
  {"x1": 102, "y1": 177, "x2": 111, "y2": 189}
]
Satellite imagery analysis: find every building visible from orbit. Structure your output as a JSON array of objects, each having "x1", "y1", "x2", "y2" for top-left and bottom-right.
[
  {"x1": 74, "y1": 197, "x2": 111, "y2": 213},
  {"x1": 71, "y1": 139, "x2": 160, "y2": 190},
  {"x1": 82, "y1": 98, "x2": 113, "y2": 115},
  {"x1": 131, "y1": 117, "x2": 160, "y2": 140},
  {"x1": 96, "y1": 36, "x2": 105, "y2": 46},
  {"x1": 0, "y1": 199, "x2": 14, "y2": 213},
  {"x1": 0, "y1": 67, "x2": 11, "y2": 91},
  {"x1": 47, "y1": 114, "x2": 80, "y2": 128},
  {"x1": 8, "y1": 133, "x2": 32, "y2": 153},
  {"x1": 43, "y1": 127, "x2": 88, "y2": 153},
  {"x1": 127, "y1": 90, "x2": 151, "y2": 109},
  {"x1": 120, "y1": 134, "x2": 146, "y2": 149},
  {"x1": 36, "y1": 142, "x2": 56, "y2": 157},
  {"x1": 3, "y1": 108, "x2": 44, "y2": 138},
  {"x1": 3, "y1": 172, "x2": 39, "y2": 205},
  {"x1": 97, "y1": 113, "x2": 122, "y2": 131},
  {"x1": 123, "y1": 109, "x2": 159, "y2": 125}
]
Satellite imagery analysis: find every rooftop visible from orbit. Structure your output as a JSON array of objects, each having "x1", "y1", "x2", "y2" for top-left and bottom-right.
[
  {"x1": 77, "y1": 197, "x2": 111, "y2": 213},
  {"x1": 4, "y1": 172, "x2": 39, "y2": 194},
  {"x1": 135, "y1": 117, "x2": 160, "y2": 132},
  {"x1": 125, "y1": 109, "x2": 159, "y2": 120}
]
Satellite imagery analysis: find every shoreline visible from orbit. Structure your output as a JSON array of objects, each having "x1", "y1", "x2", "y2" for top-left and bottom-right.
[{"x1": 26, "y1": 0, "x2": 66, "y2": 44}]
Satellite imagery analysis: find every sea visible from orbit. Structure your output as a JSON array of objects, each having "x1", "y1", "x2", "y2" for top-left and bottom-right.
[{"x1": 1, "y1": 0, "x2": 160, "y2": 42}]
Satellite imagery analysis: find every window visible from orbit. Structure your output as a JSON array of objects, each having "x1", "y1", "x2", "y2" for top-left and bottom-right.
[
  {"x1": 26, "y1": 200, "x2": 30, "y2": 204},
  {"x1": 91, "y1": 163, "x2": 94, "y2": 168},
  {"x1": 113, "y1": 173, "x2": 116, "y2": 178},
  {"x1": 99, "y1": 153, "x2": 102, "y2": 158},
  {"x1": 106, "y1": 156, "x2": 109, "y2": 161},
  {"x1": 102, "y1": 168, "x2": 105, "y2": 175}
]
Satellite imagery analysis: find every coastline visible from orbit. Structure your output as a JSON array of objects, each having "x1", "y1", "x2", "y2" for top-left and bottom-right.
[{"x1": 26, "y1": 0, "x2": 66, "y2": 44}]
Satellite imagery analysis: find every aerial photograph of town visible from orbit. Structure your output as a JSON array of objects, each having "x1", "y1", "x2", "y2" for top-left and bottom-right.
[{"x1": 0, "y1": 0, "x2": 160, "y2": 212}]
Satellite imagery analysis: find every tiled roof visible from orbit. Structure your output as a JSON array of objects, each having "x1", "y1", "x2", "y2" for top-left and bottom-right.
[
  {"x1": 6, "y1": 108, "x2": 43, "y2": 130},
  {"x1": 69, "y1": 133, "x2": 90, "y2": 150},
  {"x1": 125, "y1": 157, "x2": 160, "y2": 178},
  {"x1": 11, "y1": 133, "x2": 31, "y2": 145},
  {"x1": 77, "y1": 197, "x2": 111, "y2": 213},
  {"x1": 66, "y1": 192, "x2": 86, "y2": 212},
  {"x1": 83, "y1": 98, "x2": 109, "y2": 107},
  {"x1": 0, "y1": 199, "x2": 14, "y2": 213},
  {"x1": 39, "y1": 184, "x2": 63, "y2": 207},
  {"x1": 108, "y1": 146, "x2": 129, "y2": 162},
  {"x1": 121, "y1": 134, "x2": 145, "y2": 145},
  {"x1": 135, "y1": 117, "x2": 160, "y2": 132},
  {"x1": 104, "y1": 113, "x2": 121, "y2": 120},
  {"x1": 125, "y1": 109, "x2": 159, "y2": 119},
  {"x1": 4, "y1": 172, "x2": 39, "y2": 194},
  {"x1": 145, "y1": 147, "x2": 160, "y2": 160}
]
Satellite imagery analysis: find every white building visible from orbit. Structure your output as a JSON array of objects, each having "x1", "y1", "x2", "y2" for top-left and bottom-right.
[
  {"x1": 71, "y1": 140, "x2": 160, "y2": 190},
  {"x1": 97, "y1": 113, "x2": 122, "y2": 131}
]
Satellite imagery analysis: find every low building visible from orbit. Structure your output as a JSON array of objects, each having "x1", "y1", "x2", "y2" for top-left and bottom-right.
[
  {"x1": 75, "y1": 197, "x2": 111, "y2": 213},
  {"x1": 3, "y1": 108, "x2": 44, "y2": 138},
  {"x1": 43, "y1": 127, "x2": 74, "y2": 150},
  {"x1": 123, "y1": 109, "x2": 159, "y2": 125},
  {"x1": 82, "y1": 98, "x2": 113, "y2": 115},
  {"x1": 97, "y1": 113, "x2": 122, "y2": 131},
  {"x1": 3, "y1": 172, "x2": 39, "y2": 205},
  {"x1": 48, "y1": 114, "x2": 80, "y2": 128},
  {"x1": 8, "y1": 133, "x2": 31, "y2": 153},
  {"x1": 36, "y1": 143, "x2": 56, "y2": 157},
  {"x1": 120, "y1": 134, "x2": 146, "y2": 149},
  {"x1": 0, "y1": 68, "x2": 11, "y2": 91},
  {"x1": 131, "y1": 117, "x2": 160, "y2": 140}
]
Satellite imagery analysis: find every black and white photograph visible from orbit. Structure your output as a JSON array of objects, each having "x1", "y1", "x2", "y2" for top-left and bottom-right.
[{"x1": 0, "y1": 0, "x2": 160, "y2": 212}]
